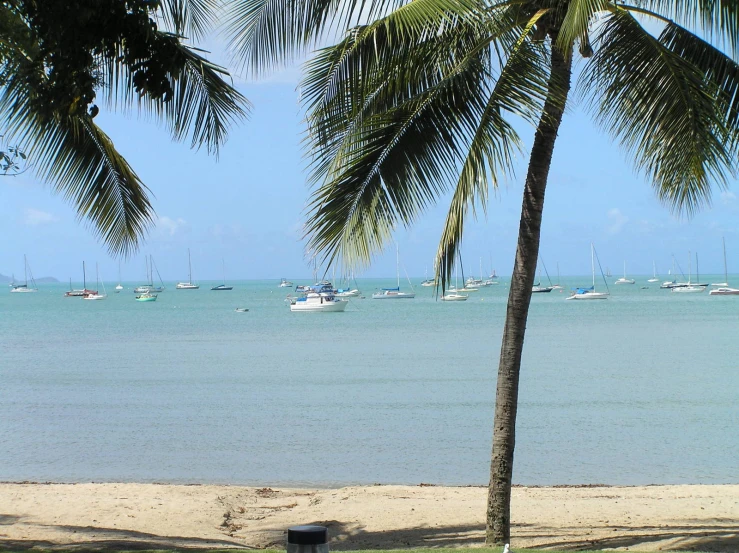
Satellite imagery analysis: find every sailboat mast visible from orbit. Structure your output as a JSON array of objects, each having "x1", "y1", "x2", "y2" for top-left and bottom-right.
[
  {"x1": 188, "y1": 248, "x2": 192, "y2": 282},
  {"x1": 83, "y1": 260, "x2": 87, "y2": 289},
  {"x1": 24, "y1": 254, "x2": 28, "y2": 285},
  {"x1": 591, "y1": 243, "x2": 595, "y2": 288},
  {"x1": 696, "y1": 252, "x2": 700, "y2": 284},
  {"x1": 396, "y1": 243, "x2": 400, "y2": 288},
  {"x1": 688, "y1": 251, "x2": 692, "y2": 283},
  {"x1": 723, "y1": 237, "x2": 728, "y2": 283}
]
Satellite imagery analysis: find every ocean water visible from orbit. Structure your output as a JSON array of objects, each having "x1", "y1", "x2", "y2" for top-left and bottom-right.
[{"x1": 1, "y1": 277, "x2": 737, "y2": 487}]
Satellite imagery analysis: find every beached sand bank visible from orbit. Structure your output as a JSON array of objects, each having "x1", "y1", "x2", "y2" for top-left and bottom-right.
[{"x1": 1, "y1": 483, "x2": 737, "y2": 551}]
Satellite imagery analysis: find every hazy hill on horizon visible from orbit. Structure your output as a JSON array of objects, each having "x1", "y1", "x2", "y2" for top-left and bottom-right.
[{"x1": 1, "y1": 272, "x2": 59, "y2": 284}]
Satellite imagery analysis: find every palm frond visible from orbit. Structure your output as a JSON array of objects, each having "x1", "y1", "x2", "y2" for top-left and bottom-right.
[
  {"x1": 158, "y1": 0, "x2": 220, "y2": 39},
  {"x1": 225, "y1": 0, "x2": 485, "y2": 76},
  {"x1": 0, "y1": 75, "x2": 153, "y2": 256},
  {"x1": 302, "y1": 3, "x2": 547, "y2": 276},
  {"x1": 435, "y1": 14, "x2": 551, "y2": 293},
  {"x1": 660, "y1": 22, "x2": 739, "y2": 154},
  {"x1": 557, "y1": 0, "x2": 608, "y2": 55},
  {"x1": 629, "y1": 0, "x2": 739, "y2": 57},
  {"x1": 101, "y1": 33, "x2": 251, "y2": 155},
  {"x1": 581, "y1": 9, "x2": 735, "y2": 215}
]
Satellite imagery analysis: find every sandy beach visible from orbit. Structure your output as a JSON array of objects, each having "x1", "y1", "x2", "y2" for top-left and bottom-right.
[{"x1": 1, "y1": 483, "x2": 738, "y2": 551}]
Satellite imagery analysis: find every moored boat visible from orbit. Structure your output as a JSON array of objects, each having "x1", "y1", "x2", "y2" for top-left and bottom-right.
[{"x1": 288, "y1": 291, "x2": 347, "y2": 312}]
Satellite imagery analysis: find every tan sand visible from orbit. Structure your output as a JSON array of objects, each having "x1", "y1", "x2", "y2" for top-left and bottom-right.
[{"x1": 1, "y1": 483, "x2": 738, "y2": 551}]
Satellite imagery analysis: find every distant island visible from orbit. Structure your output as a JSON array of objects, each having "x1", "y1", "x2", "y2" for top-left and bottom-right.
[{"x1": 0, "y1": 272, "x2": 59, "y2": 284}]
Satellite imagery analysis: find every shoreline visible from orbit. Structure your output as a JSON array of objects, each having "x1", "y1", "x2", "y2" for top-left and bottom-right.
[{"x1": 2, "y1": 482, "x2": 738, "y2": 551}]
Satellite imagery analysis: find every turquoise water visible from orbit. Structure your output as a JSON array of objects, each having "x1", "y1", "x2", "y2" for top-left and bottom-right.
[{"x1": 1, "y1": 278, "x2": 737, "y2": 486}]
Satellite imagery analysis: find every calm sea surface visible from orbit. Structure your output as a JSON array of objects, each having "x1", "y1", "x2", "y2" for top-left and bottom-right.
[{"x1": 1, "y1": 277, "x2": 737, "y2": 487}]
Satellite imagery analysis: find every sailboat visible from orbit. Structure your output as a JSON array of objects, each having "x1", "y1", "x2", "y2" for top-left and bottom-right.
[
  {"x1": 372, "y1": 244, "x2": 416, "y2": 299},
  {"x1": 134, "y1": 255, "x2": 165, "y2": 293},
  {"x1": 420, "y1": 266, "x2": 436, "y2": 287},
  {"x1": 176, "y1": 249, "x2": 199, "y2": 289},
  {"x1": 567, "y1": 243, "x2": 609, "y2": 300},
  {"x1": 441, "y1": 263, "x2": 468, "y2": 301},
  {"x1": 115, "y1": 261, "x2": 124, "y2": 292},
  {"x1": 615, "y1": 261, "x2": 635, "y2": 284},
  {"x1": 709, "y1": 238, "x2": 739, "y2": 295},
  {"x1": 551, "y1": 262, "x2": 563, "y2": 289},
  {"x1": 336, "y1": 271, "x2": 361, "y2": 297},
  {"x1": 647, "y1": 261, "x2": 659, "y2": 283},
  {"x1": 211, "y1": 259, "x2": 234, "y2": 290},
  {"x1": 532, "y1": 260, "x2": 555, "y2": 293},
  {"x1": 83, "y1": 264, "x2": 107, "y2": 300},
  {"x1": 671, "y1": 251, "x2": 706, "y2": 293},
  {"x1": 10, "y1": 255, "x2": 38, "y2": 293},
  {"x1": 65, "y1": 261, "x2": 97, "y2": 297}
]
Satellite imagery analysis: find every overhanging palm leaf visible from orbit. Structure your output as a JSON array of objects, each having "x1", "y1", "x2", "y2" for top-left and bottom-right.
[
  {"x1": 226, "y1": 0, "x2": 481, "y2": 75},
  {"x1": 436, "y1": 14, "x2": 551, "y2": 292},
  {"x1": 101, "y1": 33, "x2": 251, "y2": 155},
  {"x1": 630, "y1": 0, "x2": 739, "y2": 56},
  {"x1": 159, "y1": 0, "x2": 220, "y2": 39},
  {"x1": 302, "y1": 3, "x2": 512, "y2": 270},
  {"x1": 582, "y1": 9, "x2": 736, "y2": 214}
]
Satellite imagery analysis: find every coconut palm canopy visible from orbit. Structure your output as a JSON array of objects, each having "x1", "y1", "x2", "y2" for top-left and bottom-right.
[
  {"x1": 229, "y1": 0, "x2": 739, "y2": 544},
  {"x1": 0, "y1": 0, "x2": 250, "y2": 255}
]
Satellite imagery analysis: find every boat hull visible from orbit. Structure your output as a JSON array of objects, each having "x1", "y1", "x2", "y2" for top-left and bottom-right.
[
  {"x1": 709, "y1": 287, "x2": 739, "y2": 295},
  {"x1": 441, "y1": 294, "x2": 468, "y2": 301},
  {"x1": 671, "y1": 286, "x2": 706, "y2": 293},
  {"x1": 372, "y1": 291, "x2": 415, "y2": 299},
  {"x1": 176, "y1": 283, "x2": 199, "y2": 289},
  {"x1": 566, "y1": 292, "x2": 609, "y2": 300},
  {"x1": 290, "y1": 299, "x2": 347, "y2": 312}
]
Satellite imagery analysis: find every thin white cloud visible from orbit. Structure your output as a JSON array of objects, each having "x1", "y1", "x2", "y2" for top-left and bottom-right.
[
  {"x1": 607, "y1": 208, "x2": 629, "y2": 235},
  {"x1": 156, "y1": 216, "x2": 188, "y2": 236},
  {"x1": 23, "y1": 208, "x2": 59, "y2": 226},
  {"x1": 720, "y1": 191, "x2": 737, "y2": 204}
]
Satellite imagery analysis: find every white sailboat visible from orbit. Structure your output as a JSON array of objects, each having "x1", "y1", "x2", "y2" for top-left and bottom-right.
[
  {"x1": 647, "y1": 261, "x2": 659, "y2": 283},
  {"x1": 83, "y1": 264, "x2": 107, "y2": 300},
  {"x1": 615, "y1": 261, "x2": 635, "y2": 284},
  {"x1": 420, "y1": 266, "x2": 436, "y2": 287},
  {"x1": 671, "y1": 251, "x2": 706, "y2": 293},
  {"x1": 176, "y1": 249, "x2": 199, "y2": 289},
  {"x1": 372, "y1": 244, "x2": 416, "y2": 299},
  {"x1": 115, "y1": 261, "x2": 124, "y2": 292},
  {"x1": 10, "y1": 255, "x2": 38, "y2": 293},
  {"x1": 135, "y1": 255, "x2": 165, "y2": 293},
  {"x1": 567, "y1": 243, "x2": 609, "y2": 300},
  {"x1": 709, "y1": 237, "x2": 739, "y2": 295},
  {"x1": 442, "y1": 265, "x2": 468, "y2": 301}
]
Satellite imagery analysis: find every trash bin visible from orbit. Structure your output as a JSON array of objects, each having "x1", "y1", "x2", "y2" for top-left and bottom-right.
[{"x1": 287, "y1": 525, "x2": 329, "y2": 553}]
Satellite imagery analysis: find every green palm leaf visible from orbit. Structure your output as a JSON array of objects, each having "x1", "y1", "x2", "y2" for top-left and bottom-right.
[
  {"x1": 581, "y1": 9, "x2": 734, "y2": 214},
  {"x1": 159, "y1": 0, "x2": 221, "y2": 39},
  {"x1": 100, "y1": 32, "x2": 251, "y2": 156},
  {"x1": 225, "y1": 0, "x2": 483, "y2": 76}
]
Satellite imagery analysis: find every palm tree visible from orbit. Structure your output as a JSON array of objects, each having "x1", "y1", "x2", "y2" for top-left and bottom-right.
[
  {"x1": 0, "y1": 0, "x2": 250, "y2": 255},
  {"x1": 229, "y1": 0, "x2": 739, "y2": 545}
]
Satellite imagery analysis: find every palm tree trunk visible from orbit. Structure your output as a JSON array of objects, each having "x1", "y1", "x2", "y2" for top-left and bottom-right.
[{"x1": 486, "y1": 41, "x2": 573, "y2": 545}]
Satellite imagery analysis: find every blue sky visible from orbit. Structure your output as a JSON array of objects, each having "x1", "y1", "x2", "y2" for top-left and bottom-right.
[{"x1": 1, "y1": 48, "x2": 738, "y2": 283}]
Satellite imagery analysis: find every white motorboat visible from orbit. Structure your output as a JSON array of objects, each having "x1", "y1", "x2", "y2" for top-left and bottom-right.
[
  {"x1": 709, "y1": 287, "x2": 739, "y2": 295},
  {"x1": 615, "y1": 261, "x2": 635, "y2": 284},
  {"x1": 336, "y1": 288, "x2": 360, "y2": 297},
  {"x1": 567, "y1": 243, "x2": 609, "y2": 300},
  {"x1": 289, "y1": 292, "x2": 347, "y2": 312},
  {"x1": 10, "y1": 255, "x2": 38, "y2": 293},
  {"x1": 441, "y1": 292, "x2": 468, "y2": 301},
  {"x1": 176, "y1": 249, "x2": 199, "y2": 289},
  {"x1": 279, "y1": 278, "x2": 294, "y2": 287}
]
